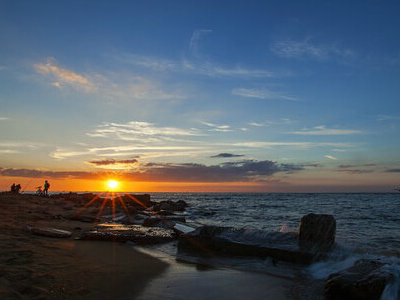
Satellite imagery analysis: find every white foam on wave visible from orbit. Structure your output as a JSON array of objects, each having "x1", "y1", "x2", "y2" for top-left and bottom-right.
[{"x1": 307, "y1": 254, "x2": 361, "y2": 280}]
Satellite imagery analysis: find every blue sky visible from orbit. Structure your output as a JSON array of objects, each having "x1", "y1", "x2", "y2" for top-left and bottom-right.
[{"x1": 0, "y1": 1, "x2": 399, "y2": 192}]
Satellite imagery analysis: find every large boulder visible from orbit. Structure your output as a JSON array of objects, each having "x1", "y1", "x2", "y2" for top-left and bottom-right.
[
  {"x1": 325, "y1": 259, "x2": 396, "y2": 300},
  {"x1": 178, "y1": 225, "x2": 320, "y2": 264},
  {"x1": 299, "y1": 213, "x2": 336, "y2": 252},
  {"x1": 80, "y1": 223, "x2": 175, "y2": 244}
]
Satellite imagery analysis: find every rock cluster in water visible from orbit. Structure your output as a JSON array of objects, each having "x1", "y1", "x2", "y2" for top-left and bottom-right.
[{"x1": 178, "y1": 213, "x2": 335, "y2": 264}]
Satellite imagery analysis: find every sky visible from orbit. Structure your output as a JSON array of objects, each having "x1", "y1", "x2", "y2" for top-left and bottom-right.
[{"x1": 0, "y1": 0, "x2": 400, "y2": 192}]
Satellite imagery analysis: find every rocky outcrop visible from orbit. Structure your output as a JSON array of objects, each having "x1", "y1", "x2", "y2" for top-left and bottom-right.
[
  {"x1": 299, "y1": 213, "x2": 336, "y2": 252},
  {"x1": 81, "y1": 223, "x2": 175, "y2": 244},
  {"x1": 325, "y1": 259, "x2": 396, "y2": 300},
  {"x1": 178, "y1": 225, "x2": 320, "y2": 264}
]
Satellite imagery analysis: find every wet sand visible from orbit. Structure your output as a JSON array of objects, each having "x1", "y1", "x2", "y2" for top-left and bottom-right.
[{"x1": 0, "y1": 192, "x2": 292, "y2": 299}]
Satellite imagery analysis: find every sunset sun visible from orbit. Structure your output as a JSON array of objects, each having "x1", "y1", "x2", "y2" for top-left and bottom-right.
[{"x1": 107, "y1": 180, "x2": 119, "y2": 190}]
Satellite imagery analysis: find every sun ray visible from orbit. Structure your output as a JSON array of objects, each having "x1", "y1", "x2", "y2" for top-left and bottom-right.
[
  {"x1": 111, "y1": 192, "x2": 116, "y2": 222},
  {"x1": 96, "y1": 193, "x2": 110, "y2": 221},
  {"x1": 115, "y1": 192, "x2": 132, "y2": 221},
  {"x1": 72, "y1": 192, "x2": 105, "y2": 217}
]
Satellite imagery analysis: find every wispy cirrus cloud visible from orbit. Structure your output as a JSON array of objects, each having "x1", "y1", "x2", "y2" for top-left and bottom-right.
[
  {"x1": 230, "y1": 141, "x2": 353, "y2": 149},
  {"x1": 324, "y1": 155, "x2": 337, "y2": 160},
  {"x1": 0, "y1": 141, "x2": 46, "y2": 155},
  {"x1": 377, "y1": 115, "x2": 400, "y2": 121},
  {"x1": 271, "y1": 38, "x2": 355, "y2": 60},
  {"x1": 289, "y1": 126, "x2": 361, "y2": 135},
  {"x1": 232, "y1": 88, "x2": 297, "y2": 101},
  {"x1": 189, "y1": 29, "x2": 212, "y2": 58},
  {"x1": 248, "y1": 119, "x2": 294, "y2": 127},
  {"x1": 201, "y1": 121, "x2": 232, "y2": 132},
  {"x1": 116, "y1": 52, "x2": 276, "y2": 78},
  {"x1": 33, "y1": 58, "x2": 184, "y2": 101},
  {"x1": 34, "y1": 58, "x2": 96, "y2": 92},
  {"x1": 88, "y1": 121, "x2": 203, "y2": 140}
]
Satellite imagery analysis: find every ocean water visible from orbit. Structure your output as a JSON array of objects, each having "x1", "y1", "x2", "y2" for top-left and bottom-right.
[
  {"x1": 148, "y1": 193, "x2": 400, "y2": 256},
  {"x1": 143, "y1": 193, "x2": 400, "y2": 299}
]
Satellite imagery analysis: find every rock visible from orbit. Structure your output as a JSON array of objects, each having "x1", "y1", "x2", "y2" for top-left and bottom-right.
[
  {"x1": 299, "y1": 213, "x2": 336, "y2": 252},
  {"x1": 154, "y1": 200, "x2": 188, "y2": 212},
  {"x1": 157, "y1": 210, "x2": 176, "y2": 216},
  {"x1": 325, "y1": 259, "x2": 396, "y2": 300},
  {"x1": 120, "y1": 194, "x2": 155, "y2": 209},
  {"x1": 143, "y1": 216, "x2": 186, "y2": 227},
  {"x1": 24, "y1": 225, "x2": 72, "y2": 238},
  {"x1": 68, "y1": 214, "x2": 98, "y2": 223},
  {"x1": 81, "y1": 223, "x2": 175, "y2": 244},
  {"x1": 178, "y1": 225, "x2": 319, "y2": 264}
]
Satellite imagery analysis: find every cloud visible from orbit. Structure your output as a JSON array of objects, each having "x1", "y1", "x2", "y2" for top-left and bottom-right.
[
  {"x1": 0, "y1": 150, "x2": 19, "y2": 154},
  {"x1": 289, "y1": 126, "x2": 361, "y2": 135},
  {"x1": 210, "y1": 153, "x2": 245, "y2": 158},
  {"x1": 0, "y1": 167, "x2": 91, "y2": 179},
  {"x1": 248, "y1": 119, "x2": 294, "y2": 126},
  {"x1": 34, "y1": 58, "x2": 96, "y2": 92},
  {"x1": 324, "y1": 155, "x2": 337, "y2": 160},
  {"x1": 0, "y1": 159, "x2": 307, "y2": 182},
  {"x1": 338, "y1": 163, "x2": 376, "y2": 169},
  {"x1": 183, "y1": 61, "x2": 276, "y2": 78},
  {"x1": 190, "y1": 29, "x2": 212, "y2": 58},
  {"x1": 86, "y1": 158, "x2": 139, "y2": 169},
  {"x1": 232, "y1": 88, "x2": 297, "y2": 101},
  {"x1": 335, "y1": 169, "x2": 374, "y2": 174},
  {"x1": 0, "y1": 117, "x2": 9, "y2": 121},
  {"x1": 88, "y1": 121, "x2": 203, "y2": 140},
  {"x1": 384, "y1": 168, "x2": 400, "y2": 173},
  {"x1": 114, "y1": 51, "x2": 276, "y2": 79},
  {"x1": 201, "y1": 121, "x2": 232, "y2": 132},
  {"x1": 87, "y1": 158, "x2": 139, "y2": 166},
  {"x1": 335, "y1": 163, "x2": 376, "y2": 174},
  {"x1": 377, "y1": 115, "x2": 400, "y2": 121},
  {"x1": 0, "y1": 141, "x2": 46, "y2": 155},
  {"x1": 271, "y1": 38, "x2": 355, "y2": 60},
  {"x1": 34, "y1": 58, "x2": 184, "y2": 101},
  {"x1": 230, "y1": 141, "x2": 353, "y2": 149}
]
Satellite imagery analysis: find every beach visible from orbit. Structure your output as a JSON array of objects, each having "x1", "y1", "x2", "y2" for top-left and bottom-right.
[{"x1": 0, "y1": 192, "x2": 292, "y2": 300}]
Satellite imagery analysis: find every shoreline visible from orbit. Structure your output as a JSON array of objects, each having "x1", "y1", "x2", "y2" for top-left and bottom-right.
[{"x1": 0, "y1": 192, "x2": 294, "y2": 299}]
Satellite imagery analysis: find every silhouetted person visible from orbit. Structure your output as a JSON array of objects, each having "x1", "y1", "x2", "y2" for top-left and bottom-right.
[
  {"x1": 15, "y1": 184, "x2": 21, "y2": 194},
  {"x1": 43, "y1": 180, "x2": 50, "y2": 196},
  {"x1": 11, "y1": 183, "x2": 16, "y2": 193}
]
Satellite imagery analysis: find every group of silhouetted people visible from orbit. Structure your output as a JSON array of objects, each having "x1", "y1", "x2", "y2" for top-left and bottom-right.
[
  {"x1": 10, "y1": 183, "x2": 21, "y2": 194},
  {"x1": 10, "y1": 180, "x2": 50, "y2": 196}
]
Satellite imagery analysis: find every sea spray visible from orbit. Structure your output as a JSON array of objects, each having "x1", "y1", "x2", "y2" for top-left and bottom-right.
[{"x1": 380, "y1": 261, "x2": 400, "y2": 300}]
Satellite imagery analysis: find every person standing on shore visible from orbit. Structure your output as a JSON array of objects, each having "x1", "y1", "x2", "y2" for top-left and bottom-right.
[
  {"x1": 10, "y1": 183, "x2": 16, "y2": 193},
  {"x1": 43, "y1": 180, "x2": 50, "y2": 196}
]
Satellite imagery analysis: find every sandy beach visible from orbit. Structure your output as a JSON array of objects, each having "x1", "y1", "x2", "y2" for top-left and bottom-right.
[{"x1": 0, "y1": 192, "x2": 292, "y2": 300}]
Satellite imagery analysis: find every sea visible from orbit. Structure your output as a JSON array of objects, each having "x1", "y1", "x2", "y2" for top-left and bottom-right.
[{"x1": 142, "y1": 192, "x2": 400, "y2": 300}]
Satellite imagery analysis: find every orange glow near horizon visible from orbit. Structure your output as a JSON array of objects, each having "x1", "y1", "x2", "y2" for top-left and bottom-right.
[{"x1": 0, "y1": 174, "x2": 399, "y2": 193}]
